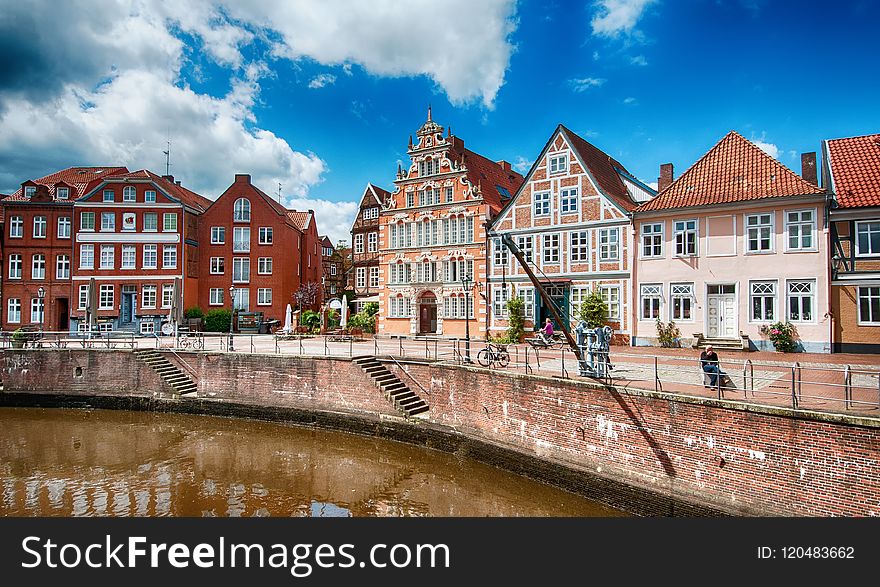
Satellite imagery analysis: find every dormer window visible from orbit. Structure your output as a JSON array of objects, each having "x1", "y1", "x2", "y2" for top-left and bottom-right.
[
  {"x1": 123, "y1": 186, "x2": 136, "y2": 202},
  {"x1": 233, "y1": 198, "x2": 251, "y2": 222},
  {"x1": 56, "y1": 187, "x2": 69, "y2": 200},
  {"x1": 103, "y1": 189, "x2": 114, "y2": 202},
  {"x1": 24, "y1": 186, "x2": 36, "y2": 198},
  {"x1": 549, "y1": 154, "x2": 568, "y2": 174}
]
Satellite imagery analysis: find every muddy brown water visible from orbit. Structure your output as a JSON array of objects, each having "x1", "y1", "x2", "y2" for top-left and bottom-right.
[{"x1": 0, "y1": 408, "x2": 624, "y2": 517}]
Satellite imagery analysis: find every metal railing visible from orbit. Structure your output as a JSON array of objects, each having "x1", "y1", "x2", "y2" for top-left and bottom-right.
[{"x1": 5, "y1": 330, "x2": 880, "y2": 417}]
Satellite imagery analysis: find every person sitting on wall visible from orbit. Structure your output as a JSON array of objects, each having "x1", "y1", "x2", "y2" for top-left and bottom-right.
[
  {"x1": 541, "y1": 318, "x2": 555, "y2": 344},
  {"x1": 700, "y1": 345, "x2": 725, "y2": 388}
]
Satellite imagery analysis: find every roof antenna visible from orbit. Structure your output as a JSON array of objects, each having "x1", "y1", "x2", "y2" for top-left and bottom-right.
[
  {"x1": 162, "y1": 138, "x2": 172, "y2": 176},
  {"x1": 277, "y1": 182, "x2": 282, "y2": 202}
]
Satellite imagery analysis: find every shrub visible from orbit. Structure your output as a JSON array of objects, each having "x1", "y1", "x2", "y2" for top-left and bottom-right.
[
  {"x1": 760, "y1": 321, "x2": 797, "y2": 352},
  {"x1": 300, "y1": 310, "x2": 321, "y2": 332},
  {"x1": 347, "y1": 310, "x2": 376, "y2": 333},
  {"x1": 578, "y1": 291, "x2": 608, "y2": 328},
  {"x1": 204, "y1": 309, "x2": 232, "y2": 332},
  {"x1": 12, "y1": 328, "x2": 26, "y2": 341},
  {"x1": 504, "y1": 296, "x2": 526, "y2": 343},
  {"x1": 363, "y1": 302, "x2": 379, "y2": 317},
  {"x1": 328, "y1": 309, "x2": 340, "y2": 329},
  {"x1": 655, "y1": 318, "x2": 681, "y2": 348},
  {"x1": 184, "y1": 307, "x2": 205, "y2": 320}
]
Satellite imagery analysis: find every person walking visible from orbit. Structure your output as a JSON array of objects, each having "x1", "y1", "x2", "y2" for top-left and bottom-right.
[
  {"x1": 541, "y1": 318, "x2": 555, "y2": 344},
  {"x1": 700, "y1": 345, "x2": 724, "y2": 388}
]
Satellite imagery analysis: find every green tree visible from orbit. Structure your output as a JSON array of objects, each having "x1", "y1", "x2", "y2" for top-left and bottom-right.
[
  {"x1": 503, "y1": 296, "x2": 525, "y2": 343},
  {"x1": 300, "y1": 310, "x2": 321, "y2": 332},
  {"x1": 204, "y1": 309, "x2": 231, "y2": 332},
  {"x1": 578, "y1": 291, "x2": 608, "y2": 328}
]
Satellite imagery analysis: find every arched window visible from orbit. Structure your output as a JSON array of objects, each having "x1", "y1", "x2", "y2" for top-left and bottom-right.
[
  {"x1": 122, "y1": 186, "x2": 136, "y2": 202},
  {"x1": 233, "y1": 198, "x2": 250, "y2": 222}
]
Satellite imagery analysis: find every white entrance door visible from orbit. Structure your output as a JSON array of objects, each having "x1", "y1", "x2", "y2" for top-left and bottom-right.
[{"x1": 707, "y1": 285, "x2": 737, "y2": 338}]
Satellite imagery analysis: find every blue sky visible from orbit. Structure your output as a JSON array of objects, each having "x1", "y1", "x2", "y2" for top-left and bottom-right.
[{"x1": 1, "y1": 0, "x2": 878, "y2": 243}]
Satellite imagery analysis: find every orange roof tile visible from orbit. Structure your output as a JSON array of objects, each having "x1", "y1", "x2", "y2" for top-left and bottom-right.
[
  {"x1": 4, "y1": 166, "x2": 128, "y2": 201},
  {"x1": 461, "y1": 148, "x2": 524, "y2": 213},
  {"x1": 102, "y1": 169, "x2": 212, "y2": 212},
  {"x1": 636, "y1": 131, "x2": 823, "y2": 212},
  {"x1": 287, "y1": 210, "x2": 312, "y2": 231},
  {"x1": 826, "y1": 133, "x2": 880, "y2": 209}
]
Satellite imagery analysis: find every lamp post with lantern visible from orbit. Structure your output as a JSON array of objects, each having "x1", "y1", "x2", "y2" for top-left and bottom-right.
[
  {"x1": 228, "y1": 285, "x2": 235, "y2": 352},
  {"x1": 37, "y1": 286, "x2": 46, "y2": 341},
  {"x1": 461, "y1": 273, "x2": 472, "y2": 363}
]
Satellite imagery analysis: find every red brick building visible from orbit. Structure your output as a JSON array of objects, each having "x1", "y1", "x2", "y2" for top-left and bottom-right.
[
  {"x1": 1, "y1": 166, "x2": 127, "y2": 332},
  {"x1": 70, "y1": 170, "x2": 211, "y2": 334},
  {"x1": 197, "y1": 174, "x2": 322, "y2": 325}
]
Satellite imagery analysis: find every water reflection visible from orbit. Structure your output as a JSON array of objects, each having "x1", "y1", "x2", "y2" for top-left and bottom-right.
[{"x1": 0, "y1": 408, "x2": 623, "y2": 517}]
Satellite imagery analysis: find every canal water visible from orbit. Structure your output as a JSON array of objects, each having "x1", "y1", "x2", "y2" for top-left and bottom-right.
[{"x1": 0, "y1": 408, "x2": 623, "y2": 517}]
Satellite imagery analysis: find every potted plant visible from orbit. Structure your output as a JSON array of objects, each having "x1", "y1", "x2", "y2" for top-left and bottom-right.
[
  {"x1": 759, "y1": 321, "x2": 797, "y2": 352},
  {"x1": 11, "y1": 328, "x2": 27, "y2": 349},
  {"x1": 184, "y1": 307, "x2": 205, "y2": 332},
  {"x1": 655, "y1": 318, "x2": 681, "y2": 348}
]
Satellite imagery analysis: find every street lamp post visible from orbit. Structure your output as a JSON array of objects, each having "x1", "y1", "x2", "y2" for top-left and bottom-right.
[
  {"x1": 228, "y1": 285, "x2": 235, "y2": 352},
  {"x1": 37, "y1": 287, "x2": 45, "y2": 342},
  {"x1": 461, "y1": 274, "x2": 472, "y2": 363}
]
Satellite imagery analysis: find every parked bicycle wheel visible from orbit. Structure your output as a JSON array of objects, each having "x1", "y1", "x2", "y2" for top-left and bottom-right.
[
  {"x1": 496, "y1": 349, "x2": 510, "y2": 367},
  {"x1": 477, "y1": 348, "x2": 491, "y2": 367}
]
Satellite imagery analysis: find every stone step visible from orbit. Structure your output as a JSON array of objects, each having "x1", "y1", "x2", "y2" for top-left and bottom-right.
[{"x1": 407, "y1": 404, "x2": 429, "y2": 416}]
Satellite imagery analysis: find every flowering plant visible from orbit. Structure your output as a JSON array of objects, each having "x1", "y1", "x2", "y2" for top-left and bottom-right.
[{"x1": 759, "y1": 321, "x2": 797, "y2": 352}]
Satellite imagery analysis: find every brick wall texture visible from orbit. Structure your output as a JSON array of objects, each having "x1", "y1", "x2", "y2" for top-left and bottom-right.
[{"x1": 1, "y1": 349, "x2": 878, "y2": 516}]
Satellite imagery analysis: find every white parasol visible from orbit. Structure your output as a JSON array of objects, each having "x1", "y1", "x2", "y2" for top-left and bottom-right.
[
  {"x1": 340, "y1": 295, "x2": 348, "y2": 328},
  {"x1": 283, "y1": 303, "x2": 293, "y2": 334}
]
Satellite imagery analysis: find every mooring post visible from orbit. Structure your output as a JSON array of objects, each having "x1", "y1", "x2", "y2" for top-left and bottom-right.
[{"x1": 791, "y1": 366, "x2": 798, "y2": 409}]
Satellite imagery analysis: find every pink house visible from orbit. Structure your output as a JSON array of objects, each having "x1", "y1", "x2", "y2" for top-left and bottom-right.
[{"x1": 632, "y1": 132, "x2": 829, "y2": 352}]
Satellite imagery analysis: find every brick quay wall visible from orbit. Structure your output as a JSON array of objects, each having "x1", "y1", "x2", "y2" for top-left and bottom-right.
[{"x1": 1, "y1": 349, "x2": 878, "y2": 517}]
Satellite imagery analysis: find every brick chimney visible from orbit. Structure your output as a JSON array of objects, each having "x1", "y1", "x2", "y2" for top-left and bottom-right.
[
  {"x1": 658, "y1": 163, "x2": 674, "y2": 192},
  {"x1": 801, "y1": 152, "x2": 818, "y2": 185},
  {"x1": 33, "y1": 184, "x2": 52, "y2": 202},
  {"x1": 162, "y1": 174, "x2": 174, "y2": 183},
  {"x1": 496, "y1": 160, "x2": 511, "y2": 172},
  {"x1": 234, "y1": 173, "x2": 251, "y2": 184}
]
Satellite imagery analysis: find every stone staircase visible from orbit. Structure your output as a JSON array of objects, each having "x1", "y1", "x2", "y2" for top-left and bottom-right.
[
  {"x1": 135, "y1": 349, "x2": 198, "y2": 398},
  {"x1": 692, "y1": 334, "x2": 751, "y2": 351},
  {"x1": 353, "y1": 355, "x2": 429, "y2": 417}
]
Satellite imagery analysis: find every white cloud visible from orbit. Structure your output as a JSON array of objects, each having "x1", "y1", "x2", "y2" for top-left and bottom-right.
[
  {"x1": 623, "y1": 96, "x2": 638, "y2": 105},
  {"x1": 286, "y1": 197, "x2": 359, "y2": 246},
  {"x1": 751, "y1": 132, "x2": 780, "y2": 159},
  {"x1": 630, "y1": 55, "x2": 648, "y2": 66},
  {"x1": 591, "y1": 0, "x2": 656, "y2": 38},
  {"x1": 593, "y1": 50, "x2": 601, "y2": 61},
  {"x1": 569, "y1": 77, "x2": 606, "y2": 92},
  {"x1": 308, "y1": 73, "x2": 337, "y2": 89},
  {"x1": 224, "y1": 0, "x2": 518, "y2": 108},
  {"x1": 513, "y1": 156, "x2": 534, "y2": 174},
  {"x1": 646, "y1": 181, "x2": 659, "y2": 190}
]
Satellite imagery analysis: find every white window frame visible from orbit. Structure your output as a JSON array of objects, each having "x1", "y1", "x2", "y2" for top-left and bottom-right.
[
  {"x1": 669, "y1": 283, "x2": 694, "y2": 322},
  {"x1": 599, "y1": 285, "x2": 621, "y2": 321},
  {"x1": 99, "y1": 284, "x2": 114, "y2": 310},
  {"x1": 7, "y1": 298, "x2": 21, "y2": 323},
  {"x1": 784, "y1": 209, "x2": 817, "y2": 252},
  {"x1": 162, "y1": 245, "x2": 177, "y2": 269},
  {"x1": 209, "y1": 288, "x2": 224, "y2": 306},
  {"x1": 80, "y1": 212, "x2": 95, "y2": 231},
  {"x1": 233, "y1": 227, "x2": 250, "y2": 252},
  {"x1": 493, "y1": 237, "x2": 509, "y2": 268},
  {"x1": 232, "y1": 257, "x2": 250, "y2": 283},
  {"x1": 142, "y1": 285, "x2": 157, "y2": 309},
  {"x1": 368, "y1": 232, "x2": 378, "y2": 252},
  {"x1": 569, "y1": 230, "x2": 589, "y2": 263},
  {"x1": 233, "y1": 198, "x2": 251, "y2": 222},
  {"x1": 858, "y1": 286, "x2": 880, "y2": 326},
  {"x1": 749, "y1": 280, "x2": 777, "y2": 323},
  {"x1": 548, "y1": 153, "x2": 568, "y2": 175},
  {"x1": 210, "y1": 257, "x2": 225, "y2": 275},
  {"x1": 56, "y1": 187, "x2": 69, "y2": 200},
  {"x1": 257, "y1": 288, "x2": 272, "y2": 306},
  {"x1": 143, "y1": 213, "x2": 158, "y2": 232},
  {"x1": 57, "y1": 216, "x2": 71, "y2": 239},
  {"x1": 855, "y1": 221, "x2": 880, "y2": 257},
  {"x1": 102, "y1": 189, "x2": 114, "y2": 202},
  {"x1": 354, "y1": 233, "x2": 364, "y2": 253},
  {"x1": 211, "y1": 226, "x2": 225, "y2": 244},
  {"x1": 100, "y1": 212, "x2": 115, "y2": 232},
  {"x1": 598, "y1": 228, "x2": 619, "y2": 262},
  {"x1": 356, "y1": 267, "x2": 366, "y2": 289},
  {"x1": 640, "y1": 222, "x2": 664, "y2": 259},
  {"x1": 258, "y1": 226, "x2": 273, "y2": 245},
  {"x1": 533, "y1": 191, "x2": 551, "y2": 217},
  {"x1": 142, "y1": 244, "x2": 157, "y2": 269},
  {"x1": 8, "y1": 254, "x2": 22, "y2": 279},
  {"x1": 640, "y1": 284, "x2": 662, "y2": 320},
  {"x1": 258, "y1": 257, "x2": 272, "y2": 275},
  {"x1": 161, "y1": 284, "x2": 174, "y2": 309},
  {"x1": 56, "y1": 254, "x2": 70, "y2": 280},
  {"x1": 9, "y1": 216, "x2": 23, "y2": 238},
  {"x1": 369, "y1": 266, "x2": 380, "y2": 288},
  {"x1": 542, "y1": 233, "x2": 560, "y2": 264},
  {"x1": 673, "y1": 219, "x2": 698, "y2": 257},
  {"x1": 79, "y1": 245, "x2": 94, "y2": 270},
  {"x1": 145, "y1": 190, "x2": 156, "y2": 203},
  {"x1": 99, "y1": 245, "x2": 114, "y2": 270},
  {"x1": 560, "y1": 187, "x2": 578, "y2": 214},
  {"x1": 745, "y1": 212, "x2": 774, "y2": 254},
  {"x1": 33, "y1": 216, "x2": 47, "y2": 238},
  {"x1": 30, "y1": 297, "x2": 44, "y2": 324},
  {"x1": 140, "y1": 321, "x2": 155, "y2": 335},
  {"x1": 163, "y1": 213, "x2": 177, "y2": 232},
  {"x1": 78, "y1": 285, "x2": 89, "y2": 310},
  {"x1": 123, "y1": 186, "x2": 136, "y2": 202},
  {"x1": 31, "y1": 254, "x2": 46, "y2": 280},
  {"x1": 517, "y1": 235, "x2": 534, "y2": 264},
  {"x1": 786, "y1": 279, "x2": 815, "y2": 323}
]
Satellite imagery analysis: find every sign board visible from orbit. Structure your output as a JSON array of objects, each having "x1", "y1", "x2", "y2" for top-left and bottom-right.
[
  {"x1": 161, "y1": 322, "x2": 174, "y2": 335},
  {"x1": 122, "y1": 212, "x2": 136, "y2": 231},
  {"x1": 328, "y1": 299, "x2": 342, "y2": 310}
]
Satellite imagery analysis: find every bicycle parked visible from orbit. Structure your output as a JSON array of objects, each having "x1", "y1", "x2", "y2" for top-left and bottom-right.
[{"x1": 477, "y1": 342, "x2": 510, "y2": 368}]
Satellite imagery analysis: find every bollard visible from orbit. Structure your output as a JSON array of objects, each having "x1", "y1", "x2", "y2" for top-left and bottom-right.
[
  {"x1": 654, "y1": 356, "x2": 658, "y2": 392},
  {"x1": 275, "y1": 337, "x2": 279, "y2": 354},
  {"x1": 791, "y1": 366, "x2": 798, "y2": 409},
  {"x1": 324, "y1": 336, "x2": 328, "y2": 356},
  {"x1": 299, "y1": 336, "x2": 303, "y2": 356},
  {"x1": 374, "y1": 337, "x2": 378, "y2": 356},
  {"x1": 251, "y1": 335, "x2": 254, "y2": 354},
  {"x1": 399, "y1": 338, "x2": 403, "y2": 357},
  {"x1": 349, "y1": 336, "x2": 353, "y2": 357}
]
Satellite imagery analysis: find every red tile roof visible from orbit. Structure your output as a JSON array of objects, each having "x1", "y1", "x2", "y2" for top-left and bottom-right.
[
  {"x1": 637, "y1": 131, "x2": 823, "y2": 212},
  {"x1": 560, "y1": 125, "x2": 642, "y2": 212},
  {"x1": 826, "y1": 133, "x2": 880, "y2": 209},
  {"x1": 102, "y1": 169, "x2": 212, "y2": 212},
  {"x1": 461, "y1": 148, "x2": 524, "y2": 213},
  {"x1": 287, "y1": 210, "x2": 312, "y2": 231},
  {"x1": 361, "y1": 183, "x2": 389, "y2": 208},
  {"x1": 4, "y1": 166, "x2": 128, "y2": 201}
]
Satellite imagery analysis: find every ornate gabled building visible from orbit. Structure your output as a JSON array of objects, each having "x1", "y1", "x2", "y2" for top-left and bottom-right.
[
  {"x1": 377, "y1": 108, "x2": 524, "y2": 337},
  {"x1": 319, "y1": 235, "x2": 347, "y2": 301},
  {"x1": 488, "y1": 125, "x2": 654, "y2": 343},
  {"x1": 350, "y1": 183, "x2": 387, "y2": 312}
]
